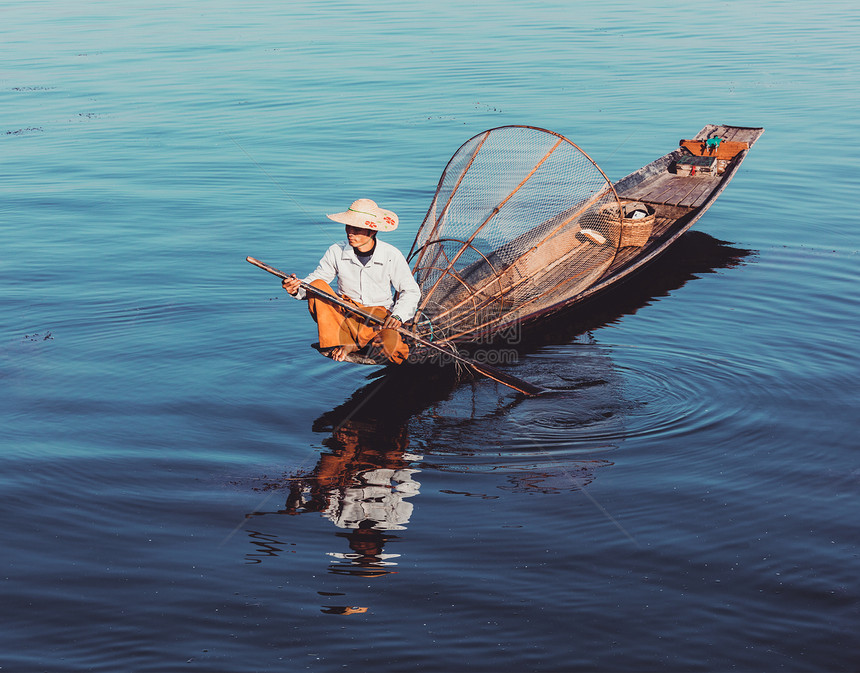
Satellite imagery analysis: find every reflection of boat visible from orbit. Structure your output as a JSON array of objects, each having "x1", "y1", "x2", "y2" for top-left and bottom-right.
[{"x1": 406, "y1": 123, "x2": 763, "y2": 346}]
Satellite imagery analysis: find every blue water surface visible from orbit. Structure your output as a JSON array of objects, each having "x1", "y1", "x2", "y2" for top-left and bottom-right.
[{"x1": 2, "y1": 1, "x2": 858, "y2": 671}]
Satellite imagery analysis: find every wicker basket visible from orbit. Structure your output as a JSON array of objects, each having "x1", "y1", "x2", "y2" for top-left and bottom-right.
[{"x1": 618, "y1": 201, "x2": 655, "y2": 247}]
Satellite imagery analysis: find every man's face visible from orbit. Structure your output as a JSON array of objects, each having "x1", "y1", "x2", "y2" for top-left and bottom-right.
[{"x1": 345, "y1": 225, "x2": 375, "y2": 251}]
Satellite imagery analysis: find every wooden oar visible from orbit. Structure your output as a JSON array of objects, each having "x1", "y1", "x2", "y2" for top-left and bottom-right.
[{"x1": 246, "y1": 256, "x2": 545, "y2": 396}]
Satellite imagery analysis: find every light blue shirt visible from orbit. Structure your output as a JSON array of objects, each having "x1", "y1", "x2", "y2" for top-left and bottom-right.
[{"x1": 296, "y1": 240, "x2": 422, "y2": 321}]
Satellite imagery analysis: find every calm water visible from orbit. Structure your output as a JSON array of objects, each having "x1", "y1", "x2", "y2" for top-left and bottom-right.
[{"x1": 2, "y1": 1, "x2": 858, "y2": 671}]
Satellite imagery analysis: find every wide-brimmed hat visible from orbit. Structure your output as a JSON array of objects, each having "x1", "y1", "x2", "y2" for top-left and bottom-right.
[{"x1": 326, "y1": 198, "x2": 398, "y2": 232}]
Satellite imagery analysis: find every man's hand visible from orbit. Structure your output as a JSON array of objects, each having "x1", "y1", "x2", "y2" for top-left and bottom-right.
[
  {"x1": 281, "y1": 274, "x2": 301, "y2": 295},
  {"x1": 382, "y1": 314, "x2": 402, "y2": 330}
]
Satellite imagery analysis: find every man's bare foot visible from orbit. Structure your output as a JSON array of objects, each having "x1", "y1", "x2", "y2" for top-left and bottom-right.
[{"x1": 330, "y1": 344, "x2": 358, "y2": 362}]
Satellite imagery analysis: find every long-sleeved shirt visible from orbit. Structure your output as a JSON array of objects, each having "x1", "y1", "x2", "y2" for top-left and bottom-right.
[{"x1": 295, "y1": 240, "x2": 422, "y2": 321}]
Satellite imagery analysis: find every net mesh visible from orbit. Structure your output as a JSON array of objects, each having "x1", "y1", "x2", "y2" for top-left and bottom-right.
[{"x1": 407, "y1": 126, "x2": 621, "y2": 343}]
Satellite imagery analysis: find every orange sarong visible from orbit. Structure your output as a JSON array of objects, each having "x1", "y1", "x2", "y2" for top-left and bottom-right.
[{"x1": 306, "y1": 279, "x2": 409, "y2": 364}]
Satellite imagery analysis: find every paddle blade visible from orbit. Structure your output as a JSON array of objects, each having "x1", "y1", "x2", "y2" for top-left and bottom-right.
[{"x1": 471, "y1": 361, "x2": 545, "y2": 396}]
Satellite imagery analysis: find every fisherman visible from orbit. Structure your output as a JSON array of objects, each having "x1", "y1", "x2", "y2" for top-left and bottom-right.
[{"x1": 281, "y1": 198, "x2": 421, "y2": 364}]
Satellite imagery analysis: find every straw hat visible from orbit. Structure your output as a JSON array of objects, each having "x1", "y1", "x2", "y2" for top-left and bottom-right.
[{"x1": 326, "y1": 198, "x2": 398, "y2": 232}]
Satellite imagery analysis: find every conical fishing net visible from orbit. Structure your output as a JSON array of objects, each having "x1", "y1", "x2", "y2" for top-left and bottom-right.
[{"x1": 407, "y1": 126, "x2": 621, "y2": 343}]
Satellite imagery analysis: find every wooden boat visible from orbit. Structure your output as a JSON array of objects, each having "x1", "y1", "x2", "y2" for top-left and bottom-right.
[
  {"x1": 404, "y1": 123, "x2": 764, "y2": 347},
  {"x1": 253, "y1": 123, "x2": 762, "y2": 374}
]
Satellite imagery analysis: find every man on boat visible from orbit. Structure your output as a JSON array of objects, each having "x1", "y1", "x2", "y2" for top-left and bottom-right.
[{"x1": 281, "y1": 198, "x2": 421, "y2": 364}]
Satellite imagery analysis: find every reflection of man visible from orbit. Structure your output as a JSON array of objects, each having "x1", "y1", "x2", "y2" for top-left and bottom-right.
[
  {"x1": 321, "y1": 463, "x2": 420, "y2": 531},
  {"x1": 281, "y1": 198, "x2": 421, "y2": 364},
  {"x1": 285, "y1": 419, "x2": 421, "y2": 576},
  {"x1": 328, "y1": 522, "x2": 401, "y2": 578}
]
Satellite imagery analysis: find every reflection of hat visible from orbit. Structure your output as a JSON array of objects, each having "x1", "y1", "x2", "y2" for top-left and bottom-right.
[{"x1": 326, "y1": 198, "x2": 398, "y2": 232}]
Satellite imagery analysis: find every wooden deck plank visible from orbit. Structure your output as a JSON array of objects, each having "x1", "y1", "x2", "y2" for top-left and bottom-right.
[
  {"x1": 635, "y1": 184, "x2": 672, "y2": 203},
  {"x1": 716, "y1": 126, "x2": 763, "y2": 145},
  {"x1": 678, "y1": 179, "x2": 717, "y2": 208},
  {"x1": 638, "y1": 176, "x2": 682, "y2": 204},
  {"x1": 650, "y1": 214, "x2": 675, "y2": 238},
  {"x1": 677, "y1": 184, "x2": 707, "y2": 208},
  {"x1": 690, "y1": 181, "x2": 720, "y2": 208},
  {"x1": 606, "y1": 246, "x2": 638, "y2": 273},
  {"x1": 661, "y1": 178, "x2": 702, "y2": 207},
  {"x1": 726, "y1": 127, "x2": 754, "y2": 142},
  {"x1": 617, "y1": 171, "x2": 673, "y2": 201},
  {"x1": 620, "y1": 170, "x2": 726, "y2": 208},
  {"x1": 644, "y1": 185, "x2": 678, "y2": 205},
  {"x1": 716, "y1": 126, "x2": 736, "y2": 141}
]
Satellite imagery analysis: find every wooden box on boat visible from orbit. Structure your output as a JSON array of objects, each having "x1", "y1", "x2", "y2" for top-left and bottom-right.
[{"x1": 674, "y1": 154, "x2": 717, "y2": 176}]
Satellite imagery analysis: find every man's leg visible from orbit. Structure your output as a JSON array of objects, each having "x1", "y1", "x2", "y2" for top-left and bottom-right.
[
  {"x1": 306, "y1": 280, "x2": 360, "y2": 351},
  {"x1": 352, "y1": 307, "x2": 409, "y2": 364},
  {"x1": 375, "y1": 327, "x2": 409, "y2": 364},
  {"x1": 307, "y1": 281, "x2": 408, "y2": 363}
]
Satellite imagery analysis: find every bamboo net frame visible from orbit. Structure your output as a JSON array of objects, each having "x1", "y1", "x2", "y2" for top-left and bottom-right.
[{"x1": 408, "y1": 126, "x2": 622, "y2": 343}]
